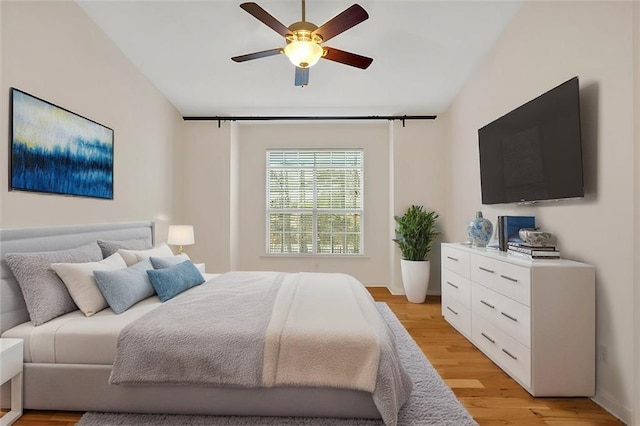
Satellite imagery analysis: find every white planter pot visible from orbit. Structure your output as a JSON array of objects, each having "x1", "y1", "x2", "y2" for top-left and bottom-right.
[{"x1": 400, "y1": 259, "x2": 431, "y2": 303}]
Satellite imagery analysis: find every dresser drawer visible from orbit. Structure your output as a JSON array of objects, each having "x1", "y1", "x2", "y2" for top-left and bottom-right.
[
  {"x1": 442, "y1": 294, "x2": 471, "y2": 338},
  {"x1": 471, "y1": 256, "x2": 531, "y2": 306},
  {"x1": 441, "y1": 245, "x2": 470, "y2": 278},
  {"x1": 472, "y1": 282, "x2": 531, "y2": 348},
  {"x1": 441, "y1": 268, "x2": 471, "y2": 308},
  {"x1": 472, "y1": 314, "x2": 531, "y2": 389}
]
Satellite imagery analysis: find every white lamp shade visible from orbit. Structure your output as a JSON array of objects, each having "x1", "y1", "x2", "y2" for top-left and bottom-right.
[
  {"x1": 284, "y1": 40, "x2": 323, "y2": 68},
  {"x1": 167, "y1": 225, "x2": 195, "y2": 246}
]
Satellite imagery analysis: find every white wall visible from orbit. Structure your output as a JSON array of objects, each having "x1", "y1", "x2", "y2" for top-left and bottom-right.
[
  {"x1": 182, "y1": 119, "x2": 448, "y2": 291},
  {"x1": 180, "y1": 121, "x2": 232, "y2": 271},
  {"x1": 445, "y1": 2, "x2": 635, "y2": 422},
  {"x1": 0, "y1": 1, "x2": 183, "y2": 240},
  {"x1": 391, "y1": 120, "x2": 448, "y2": 294}
]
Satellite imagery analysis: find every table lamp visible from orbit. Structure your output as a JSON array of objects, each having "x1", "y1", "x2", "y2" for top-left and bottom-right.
[{"x1": 167, "y1": 225, "x2": 194, "y2": 254}]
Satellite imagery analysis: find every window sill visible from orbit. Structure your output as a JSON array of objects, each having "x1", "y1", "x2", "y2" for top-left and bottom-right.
[{"x1": 260, "y1": 254, "x2": 370, "y2": 259}]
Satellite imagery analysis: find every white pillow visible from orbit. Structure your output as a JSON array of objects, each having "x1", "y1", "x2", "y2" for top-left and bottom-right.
[
  {"x1": 51, "y1": 253, "x2": 127, "y2": 316},
  {"x1": 117, "y1": 242, "x2": 174, "y2": 266}
]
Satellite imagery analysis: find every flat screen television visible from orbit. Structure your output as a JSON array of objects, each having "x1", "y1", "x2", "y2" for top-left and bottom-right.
[{"x1": 478, "y1": 77, "x2": 584, "y2": 205}]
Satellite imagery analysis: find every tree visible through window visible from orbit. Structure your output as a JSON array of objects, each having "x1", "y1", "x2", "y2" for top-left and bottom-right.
[{"x1": 267, "y1": 150, "x2": 363, "y2": 255}]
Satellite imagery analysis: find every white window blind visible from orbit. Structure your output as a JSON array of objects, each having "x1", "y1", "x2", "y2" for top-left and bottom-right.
[{"x1": 267, "y1": 150, "x2": 363, "y2": 255}]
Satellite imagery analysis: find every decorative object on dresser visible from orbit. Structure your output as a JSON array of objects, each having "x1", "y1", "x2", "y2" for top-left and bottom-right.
[
  {"x1": 167, "y1": 225, "x2": 195, "y2": 254},
  {"x1": 440, "y1": 242, "x2": 595, "y2": 396},
  {"x1": 393, "y1": 205, "x2": 439, "y2": 303},
  {"x1": 10, "y1": 88, "x2": 114, "y2": 200},
  {"x1": 497, "y1": 216, "x2": 536, "y2": 251},
  {"x1": 518, "y1": 228, "x2": 553, "y2": 246},
  {"x1": 466, "y1": 211, "x2": 493, "y2": 247}
]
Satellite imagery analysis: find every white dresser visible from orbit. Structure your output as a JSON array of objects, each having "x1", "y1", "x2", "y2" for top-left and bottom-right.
[{"x1": 441, "y1": 242, "x2": 595, "y2": 397}]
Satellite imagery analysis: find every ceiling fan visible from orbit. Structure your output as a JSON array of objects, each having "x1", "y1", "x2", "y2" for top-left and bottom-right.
[{"x1": 231, "y1": 0, "x2": 373, "y2": 87}]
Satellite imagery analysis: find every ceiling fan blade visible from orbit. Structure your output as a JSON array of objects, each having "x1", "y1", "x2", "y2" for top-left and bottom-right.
[
  {"x1": 313, "y1": 4, "x2": 368, "y2": 43},
  {"x1": 322, "y1": 47, "x2": 372, "y2": 69},
  {"x1": 240, "y1": 2, "x2": 292, "y2": 37},
  {"x1": 295, "y1": 67, "x2": 309, "y2": 86},
  {"x1": 231, "y1": 48, "x2": 282, "y2": 62}
]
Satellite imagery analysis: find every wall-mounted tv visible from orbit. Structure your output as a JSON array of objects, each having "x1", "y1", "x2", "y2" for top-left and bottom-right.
[{"x1": 478, "y1": 77, "x2": 584, "y2": 205}]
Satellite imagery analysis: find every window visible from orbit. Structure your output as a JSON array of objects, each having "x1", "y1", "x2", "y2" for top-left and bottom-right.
[{"x1": 267, "y1": 150, "x2": 363, "y2": 255}]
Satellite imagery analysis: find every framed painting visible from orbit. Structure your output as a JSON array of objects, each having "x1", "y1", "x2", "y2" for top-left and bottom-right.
[{"x1": 10, "y1": 88, "x2": 114, "y2": 199}]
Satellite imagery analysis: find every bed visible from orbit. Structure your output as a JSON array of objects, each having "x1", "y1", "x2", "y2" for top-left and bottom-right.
[{"x1": 0, "y1": 221, "x2": 412, "y2": 425}]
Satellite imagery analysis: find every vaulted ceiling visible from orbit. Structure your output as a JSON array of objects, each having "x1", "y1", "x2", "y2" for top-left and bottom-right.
[{"x1": 78, "y1": 1, "x2": 521, "y2": 117}]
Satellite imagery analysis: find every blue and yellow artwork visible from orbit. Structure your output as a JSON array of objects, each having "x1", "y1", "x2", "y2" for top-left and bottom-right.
[{"x1": 10, "y1": 88, "x2": 114, "y2": 199}]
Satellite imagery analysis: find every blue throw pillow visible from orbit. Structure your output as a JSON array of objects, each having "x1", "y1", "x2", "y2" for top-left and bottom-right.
[
  {"x1": 149, "y1": 254, "x2": 190, "y2": 269},
  {"x1": 146, "y1": 260, "x2": 205, "y2": 302},
  {"x1": 94, "y1": 259, "x2": 156, "y2": 314}
]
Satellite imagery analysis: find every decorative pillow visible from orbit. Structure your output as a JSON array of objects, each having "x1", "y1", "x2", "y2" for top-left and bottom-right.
[
  {"x1": 51, "y1": 253, "x2": 127, "y2": 317},
  {"x1": 118, "y1": 243, "x2": 173, "y2": 266},
  {"x1": 94, "y1": 259, "x2": 156, "y2": 314},
  {"x1": 97, "y1": 236, "x2": 152, "y2": 258},
  {"x1": 149, "y1": 253, "x2": 191, "y2": 269},
  {"x1": 5, "y1": 242, "x2": 103, "y2": 326},
  {"x1": 146, "y1": 260, "x2": 205, "y2": 302}
]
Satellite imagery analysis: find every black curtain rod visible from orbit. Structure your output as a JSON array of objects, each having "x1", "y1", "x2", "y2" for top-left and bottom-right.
[{"x1": 182, "y1": 115, "x2": 437, "y2": 128}]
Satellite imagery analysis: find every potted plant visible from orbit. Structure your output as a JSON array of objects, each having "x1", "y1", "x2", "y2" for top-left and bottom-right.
[{"x1": 393, "y1": 205, "x2": 439, "y2": 303}]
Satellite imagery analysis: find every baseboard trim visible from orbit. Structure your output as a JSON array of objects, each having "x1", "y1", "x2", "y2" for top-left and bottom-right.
[
  {"x1": 387, "y1": 287, "x2": 405, "y2": 296},
  {"x1": 363, "y1": 283, "x2": 405, "y2": 295},
  {"x1": 364, "y1": 283, "x2": 442, "y2": 298},
  {"x1": 591, "y1": 390, "x2": 631, "y2": 424}
]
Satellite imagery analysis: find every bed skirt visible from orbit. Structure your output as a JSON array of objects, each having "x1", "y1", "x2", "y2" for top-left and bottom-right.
[{"x1": 7, "y1": 363, "x2": 381, "y2": 419}]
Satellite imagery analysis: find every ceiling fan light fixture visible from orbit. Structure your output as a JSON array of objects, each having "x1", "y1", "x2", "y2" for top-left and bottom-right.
[
  {"x1": 284, "y1": 40, "x2": 323, "y2": 68},
  {"x1": 233, "y1": 2, "x2": 372, "y2": 84}
]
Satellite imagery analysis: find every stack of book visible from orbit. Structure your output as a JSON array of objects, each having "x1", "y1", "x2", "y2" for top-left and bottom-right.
[{"x1": 507, "y1": 242, "x2": 560, "y2": 259}]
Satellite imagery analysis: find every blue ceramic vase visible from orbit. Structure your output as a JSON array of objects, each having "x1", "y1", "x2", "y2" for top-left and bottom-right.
[{"x1": 467, "y1": 211, "x2": 493, "y2": 247}]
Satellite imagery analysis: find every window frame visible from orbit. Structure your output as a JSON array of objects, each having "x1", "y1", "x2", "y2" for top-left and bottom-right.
[{"x1": 265, "y1": 149, "x2": 365, "y2": 256}]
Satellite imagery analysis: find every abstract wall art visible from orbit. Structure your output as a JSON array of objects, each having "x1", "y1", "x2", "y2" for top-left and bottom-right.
[{"x1": 10, "y1": 88, "x2": 114, "y2": 199}]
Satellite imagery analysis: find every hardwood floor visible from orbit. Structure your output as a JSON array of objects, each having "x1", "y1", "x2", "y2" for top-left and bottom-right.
[
  {"x1": 6, "y1": 288, "x2": 623, "y2": 425},
  {"x1": 371, "y1": 288, "x2": 623, "y2": 426}
]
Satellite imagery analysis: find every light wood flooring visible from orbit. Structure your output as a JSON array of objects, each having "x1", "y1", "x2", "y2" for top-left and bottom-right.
[{"x1": 4, "y1": 288, "x2": 624, "y2": 425}]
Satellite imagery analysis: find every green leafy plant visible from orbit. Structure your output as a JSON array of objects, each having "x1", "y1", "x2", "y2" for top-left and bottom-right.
[{"x1": 393, "y1": 205, "x2": 439, "y2": 261}]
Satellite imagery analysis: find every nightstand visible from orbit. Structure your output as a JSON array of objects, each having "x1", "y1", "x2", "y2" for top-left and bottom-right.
[{"x1": 0, "y1": 339, "x2": 23, "y2": 426}]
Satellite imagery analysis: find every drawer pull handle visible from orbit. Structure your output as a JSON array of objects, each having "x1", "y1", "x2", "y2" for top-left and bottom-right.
[
  {"x1": 480, "y1": 300, "x2": 495, "y2": 309},
  {"x1": 501, "y1": 312, "x2": 518, "y2": 322},
  {"x1": 446, "y1": 306, "x2": 459, "y2": 315},
  {"x1": 447, "y1": 281, "x2": 459, "y2": 289},
  {"x1": 502, "y1": 348, "x2": 518, "y2": 360},
  {"x1": 500, "y1": 274, "x2": 518, "y2": 283},
  {"x1": 481, "y1": 332, "x2": 495, "y2": 344},
  {"x1": 479, "y1": 266, "x2": 495, "y2": 274},
  {"x1": 447, "y1": 256, "x2": 459, "y2": 262}
]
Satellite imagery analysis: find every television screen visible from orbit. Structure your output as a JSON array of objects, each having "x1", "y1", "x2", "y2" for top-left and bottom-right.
[{"x1": 478, "y1": 77, "x2": 584, "y2": 205}]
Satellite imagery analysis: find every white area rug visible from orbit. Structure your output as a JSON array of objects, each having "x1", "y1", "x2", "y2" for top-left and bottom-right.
[{"x1": 77, "y1": 302, "x2": 477, "y2": 426}]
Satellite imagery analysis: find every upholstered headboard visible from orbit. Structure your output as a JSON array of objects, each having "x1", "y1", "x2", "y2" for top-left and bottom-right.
[{"x1": 0, "y1": 221, "x2": 154, "y2": 333}]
